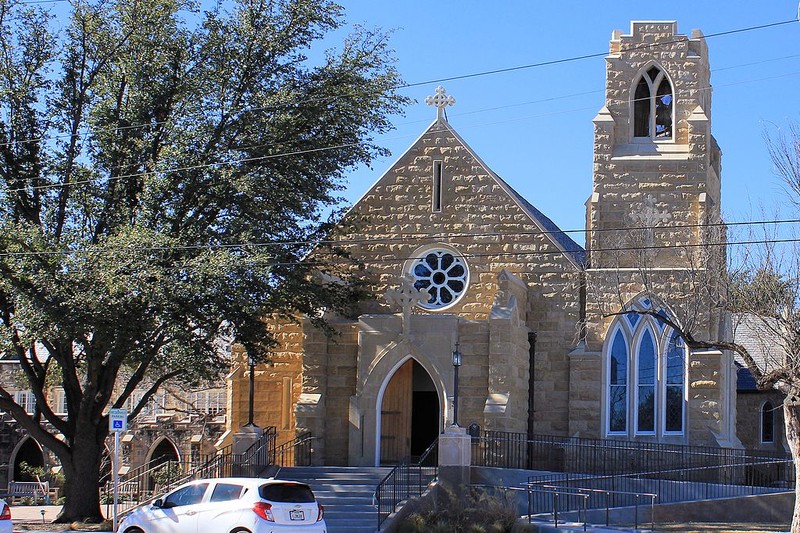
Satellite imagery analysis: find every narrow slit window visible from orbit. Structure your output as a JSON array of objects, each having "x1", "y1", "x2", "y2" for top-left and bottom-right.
[
  {"x1": 281, "y1": 377, "x2": 292, "y2": 430},
  {"x1": 761, "y1": 401, "x2": 775, "y2": 443},
  {"x1": 432, "y1": 160, "x2": 443, "y2": 212}
]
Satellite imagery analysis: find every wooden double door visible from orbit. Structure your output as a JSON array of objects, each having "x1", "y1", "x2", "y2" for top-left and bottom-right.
[{"x1": 379, "y1": 359, "x2": 440, "y2": 464}]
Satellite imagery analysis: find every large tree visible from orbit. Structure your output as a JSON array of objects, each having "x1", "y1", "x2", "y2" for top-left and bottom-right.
[{"x1": 0, "y1": 0, "x2": 407, "y2": 522}]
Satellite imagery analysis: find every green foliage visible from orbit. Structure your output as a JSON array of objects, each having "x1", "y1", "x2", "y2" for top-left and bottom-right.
[
  {"x1": 18, "y1": 460, "x2": 64, "y2": 486},
  {"x1": 397, "y1": 487, "x2": 520, "y2": 533},
  {"x1": 0, "y1": 0, "x2": 407, "y2": 521},
  {"x1": 151, "y1": 461, "x2": 183, "y2": 489},
  {"x1": 728, "y1": 267, "x2": 795, "y2": 316}
]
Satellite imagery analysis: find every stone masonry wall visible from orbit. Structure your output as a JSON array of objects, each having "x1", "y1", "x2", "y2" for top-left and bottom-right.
[
  {"x1": 589, "y1": 22, "x2": 721, "y2": 271},
  {"x1": 229, "y1": 322, "x2": 303, "y2": 448},
  {"x1": 339, "y1": 122, "x2": 582, "y2": 439}
]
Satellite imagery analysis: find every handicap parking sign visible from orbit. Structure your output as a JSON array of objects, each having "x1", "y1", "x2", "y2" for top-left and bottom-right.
[{"x1": 109, "y1": 408, "x2": 128, "y2": 432}]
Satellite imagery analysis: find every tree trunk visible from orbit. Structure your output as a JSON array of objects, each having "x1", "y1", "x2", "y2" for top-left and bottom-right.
[
  {"x1": 54, "y1": 434, "x2": 104, "y2": 523},
  {"x1": 784, "y1": 399, "x2": 800, "y2": 533}
]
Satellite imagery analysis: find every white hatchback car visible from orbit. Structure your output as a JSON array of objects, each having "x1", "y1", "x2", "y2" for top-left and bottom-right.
[
  {"x1": 0, "y1": 498, "x2": 11, "y2": 533},
  {"x1": 119, "y1": 477, "x2": 326, "y2": 533}
]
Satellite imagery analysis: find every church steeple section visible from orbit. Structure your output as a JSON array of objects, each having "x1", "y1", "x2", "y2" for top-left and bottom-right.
[{"x1": 586, "y1": 21, "x2": 722, "y2": 270}]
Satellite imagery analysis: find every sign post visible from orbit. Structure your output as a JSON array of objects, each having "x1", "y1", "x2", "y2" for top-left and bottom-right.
[{"x1": 108, "y1": 408, "x2": 127, "y2": 533}]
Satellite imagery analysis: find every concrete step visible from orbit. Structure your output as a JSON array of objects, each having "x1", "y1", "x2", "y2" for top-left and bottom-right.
[{"x1": 274, "y1": 466, "x2": 391, "y2": 533}]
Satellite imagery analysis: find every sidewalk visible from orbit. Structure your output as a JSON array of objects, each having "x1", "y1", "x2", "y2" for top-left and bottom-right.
[
  {"x1": 8, "y1": 505, "x2": 112, "y2": 532},
  {"x1": 10, "y1": 505, "x2": 63, "y2": 524}
]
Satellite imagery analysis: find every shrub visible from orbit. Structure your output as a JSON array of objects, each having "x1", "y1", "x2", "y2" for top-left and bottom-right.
[{"x1": 397, "y1": 486, "x2": 518, "y2": 533}]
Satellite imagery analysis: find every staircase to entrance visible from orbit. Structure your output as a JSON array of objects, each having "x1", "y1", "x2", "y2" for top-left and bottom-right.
[{"x1": 277, "y1": 466, "x2": 391, "y2": 533}]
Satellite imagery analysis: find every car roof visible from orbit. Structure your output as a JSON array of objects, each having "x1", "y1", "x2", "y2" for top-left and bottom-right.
[{"x1": 183, "y1": 477, "x2": 310, "y2": 487}]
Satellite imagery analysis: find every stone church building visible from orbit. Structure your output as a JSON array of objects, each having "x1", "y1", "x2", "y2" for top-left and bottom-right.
[{"x1": 228, "y1": 21, "x2": 745, "y2": 466}]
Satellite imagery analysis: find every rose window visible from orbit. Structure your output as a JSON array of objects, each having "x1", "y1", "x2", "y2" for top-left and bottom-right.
[{"x1": 410, "y1": 249, "x2": 468, "y2": 309}]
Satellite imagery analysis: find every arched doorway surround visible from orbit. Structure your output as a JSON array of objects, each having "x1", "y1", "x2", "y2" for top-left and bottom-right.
[
  {"x1": 376, "y1": 355, "x2": 442, "y2": 465},
  {"x1": 145, "y1": 437, "x2": 181, "y2": 491},
  {"x1": 346, "y1": 315, "x2": 456, "y2": 467},
  {"x1": 9, "y1": 436, "x2": 45, "y2": 482}
]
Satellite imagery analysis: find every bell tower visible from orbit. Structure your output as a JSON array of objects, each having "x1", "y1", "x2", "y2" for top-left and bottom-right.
[
  {"x1": 586, "y1": 21, "x2": 722, "y2": 270},
  {"x1": 578, "y1": 22, "x2": 735, "y2": 447}
]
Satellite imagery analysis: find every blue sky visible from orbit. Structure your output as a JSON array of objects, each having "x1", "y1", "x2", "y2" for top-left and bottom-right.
[{"x1": 325, "y1": 1, "x2": 800, "y2": 247}]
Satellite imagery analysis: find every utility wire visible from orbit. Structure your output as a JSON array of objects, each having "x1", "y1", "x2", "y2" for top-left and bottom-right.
[
  {"x1": 2, "y1": 58, "x2": 799, "y2": 195},
  {"x1": 0, "y1": 16, "x2": 796, "y2": 150},
  {"x1": 0, "y1": 217, "x2": 797, "y2": 258},
  {"x1": 0, "y1": 236, "x2": 794, "y2": 268},
  {"x1": 3, "y1": 64, "x2": 800, "y2": 197},
  {"x1": 401, "y1": 19, "x2": 799, "y2": 88}
]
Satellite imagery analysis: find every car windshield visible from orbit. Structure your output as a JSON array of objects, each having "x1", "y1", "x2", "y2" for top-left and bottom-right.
[{"x1": 259, "y1": 483, "x2": 315, "y2": 503}]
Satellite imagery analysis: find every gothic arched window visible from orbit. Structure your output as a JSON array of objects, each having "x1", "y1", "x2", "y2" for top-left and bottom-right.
[
  {"x1": 761, "y1": 401, "x2": 775, "y2": 444},
  {"x1": 605, "y1": 297, "x2": 687, "y2": 438},
  {"x1": 633, "y1": 65, "x2": 673, "y2": 140}
]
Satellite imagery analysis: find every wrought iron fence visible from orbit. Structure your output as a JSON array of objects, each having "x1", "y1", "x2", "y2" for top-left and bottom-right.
[
  {"x1": 472, "y1": 430, "x2": 791, "y2": 481},
  {"x1": 375, "y1": 438, "x2": 439, "y2": 530},
  {"x1": 526, "y1": 457, "x2": 793, "y2": 514},
  {"x1": 470, "y1": 430, "x2": 794, "y2": 526}
]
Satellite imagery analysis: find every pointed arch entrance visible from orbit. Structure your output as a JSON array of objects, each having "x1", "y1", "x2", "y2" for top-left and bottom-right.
[
  {"x1": 11, "y1": 437, "x2": 44, "y2": 482},
  {"x1": 145, "y1": 438, "x2": 180, "y2": 491},
  {"x1": 378, "y1": 358, "x2": 440, "y2": 464}
]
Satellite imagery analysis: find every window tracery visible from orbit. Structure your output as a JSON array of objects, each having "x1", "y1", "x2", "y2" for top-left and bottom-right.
[
  {"x1": 605, "y1": 297, "x2": 686, "y2": 438},
  {"x1": 633, "y1": 65, "x2": 673, "y2": 140},
  {"x1": 408, "y1": 246, "x2": 468, "y2": 310}
]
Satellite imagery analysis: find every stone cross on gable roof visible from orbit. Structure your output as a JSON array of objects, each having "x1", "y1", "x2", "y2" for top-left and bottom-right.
[
  {"x1": 425, "y1": 86, "x2": 456, "y2": 121},
  {"x1": 385, "y1": 275, "x2": 430, "y2": 336}
]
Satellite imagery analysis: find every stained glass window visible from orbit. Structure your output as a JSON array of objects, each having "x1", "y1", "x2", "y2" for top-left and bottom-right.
[
  {"x1": 410, "y1": 248, "x2": 468, "y2": 309},
  {"x1": 605, "y1": 296, "x2": 686, "y2": 438}
]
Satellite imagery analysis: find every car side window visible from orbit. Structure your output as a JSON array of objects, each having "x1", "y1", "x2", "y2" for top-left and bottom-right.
[
  {"x1": 164, "y1": 483, "x2": 208, "y2": 507},
  {"x1": 210, "y1": 483, "x2": 244, "y2": 502}
]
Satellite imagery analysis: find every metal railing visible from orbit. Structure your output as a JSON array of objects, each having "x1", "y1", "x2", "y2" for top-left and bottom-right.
[
  {"x1": 375, "y1": 438, "x2": 439, "y2": 530},
  {"x1": 527, "y1": 457, "x2": 793, "y2": 511},
  {"x1": 472, "y1": 430, "x2": 791, "y2": 481},
  {"x1": 273, "y1": 431, "x2": 314, "y2": 467},
  {"x1": 106, "y1": 426, "x2": 280, "y2": 514},
  {"x1": 528, "y1": 484, "x2": 656, "y2": 531}
]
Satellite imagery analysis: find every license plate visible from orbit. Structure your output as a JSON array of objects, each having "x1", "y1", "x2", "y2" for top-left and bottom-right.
[{"x1": 289, "y1": 510, "x2": 305, "y2": 521}]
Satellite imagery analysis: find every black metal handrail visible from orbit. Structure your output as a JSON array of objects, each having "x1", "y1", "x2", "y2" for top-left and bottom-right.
[
  {"x1": 375, "y1": 438, "x2": 439, "y2": 530},
  {"x1": 109, "y1": 426, "x2": 280, "y2": 516},
  {"x1": 472, "y1": 430, "x2": 790, "y2": 477},
  {"x1": 273, "y1": 431, "x2": 314, "y2": 467}
]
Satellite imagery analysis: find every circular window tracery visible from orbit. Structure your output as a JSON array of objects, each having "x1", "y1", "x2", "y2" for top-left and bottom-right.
[{"x1": 409, "y1": 248, "x2": 468, "y2": 309}]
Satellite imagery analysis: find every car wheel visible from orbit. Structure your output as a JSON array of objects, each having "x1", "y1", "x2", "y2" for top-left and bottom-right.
[
  {"x1": 124, "y1": 528, "x2": 144, "y2": 533},
  {"x1": 230, "y1": 529, "x2": 251, "y2": 533}
]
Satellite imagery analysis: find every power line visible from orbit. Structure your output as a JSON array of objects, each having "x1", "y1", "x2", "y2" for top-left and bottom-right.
[
  {"x1": 1, "y1": 236, "x2": 795, "y2": 270},
  {"x1": 400, "y1": 19, "x2": 799, "y2": 88},
  {"x1": 0, "y1": 16, "x2": 796, "y2": 151},
  {"x1": 0, "y1": 217, "x2": 797, "y2": 258},
  {"x1": 3, "y1": 63, "x2": 800, "y2": 197}
]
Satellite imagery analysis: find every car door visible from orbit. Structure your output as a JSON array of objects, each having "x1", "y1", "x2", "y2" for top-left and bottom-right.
[
  {"x1": 148, "y1": 482, "x2": 209, "y2": 533},
  {"x1": 191, "y1": 481, "x2": 249, "y2": 531}
]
